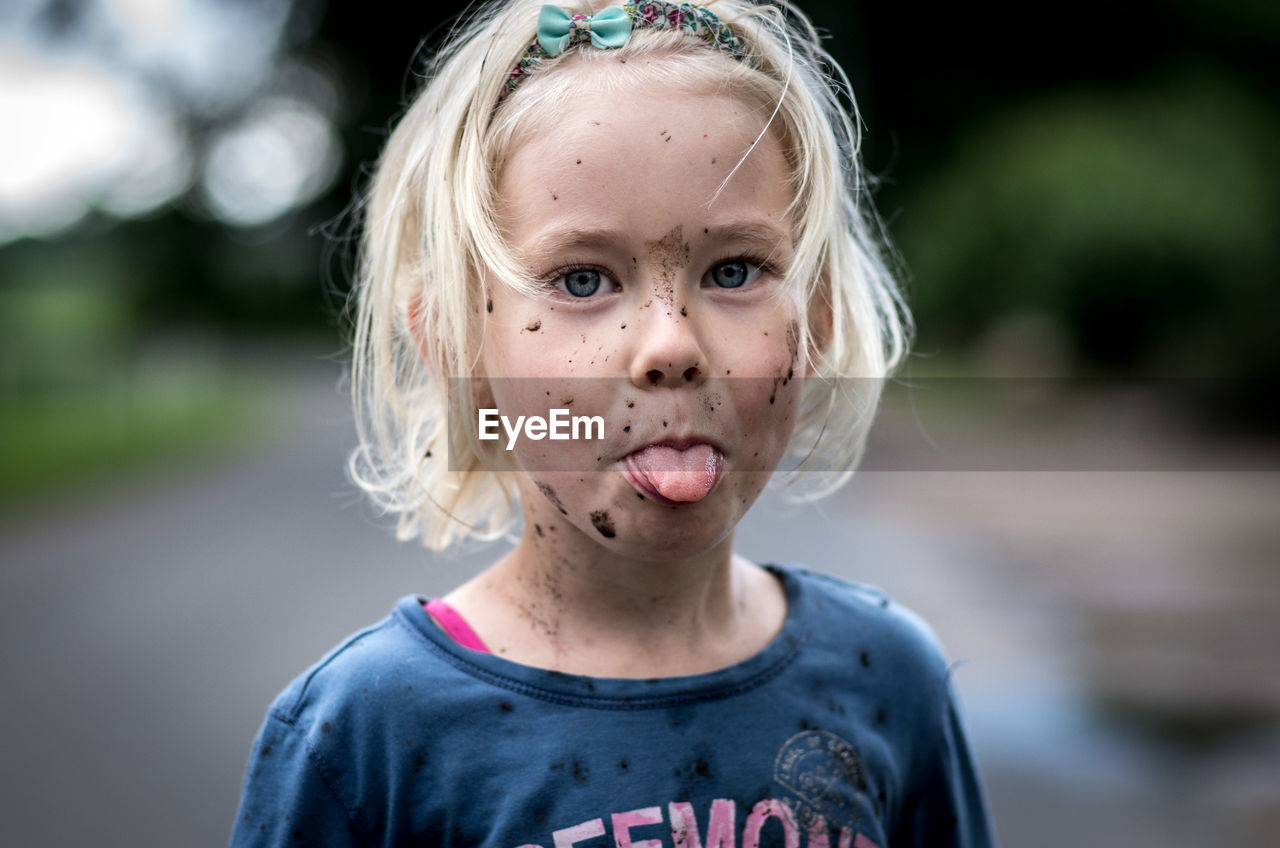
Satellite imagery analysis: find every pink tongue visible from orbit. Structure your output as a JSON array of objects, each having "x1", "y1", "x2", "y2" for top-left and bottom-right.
[{"x1": 631, "y1": 444, "x2": 722, "y2": 502}]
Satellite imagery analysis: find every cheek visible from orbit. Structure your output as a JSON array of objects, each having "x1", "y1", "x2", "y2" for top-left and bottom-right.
[
  {"x1": 726, "y1": 382, "x2": 802, "y2": 471},
  {"x1": 712, "y1": 316, "x2": 805, "y2": 469},
  {"x1": 707, "y1": 308, "x2": 803, "y2": 374},
  {"x1": 481, "y1": 309, "x2": 553, "y2": 377},
  {"x1": 482, "y1": 301, "x2": 625, "y2": 379}
]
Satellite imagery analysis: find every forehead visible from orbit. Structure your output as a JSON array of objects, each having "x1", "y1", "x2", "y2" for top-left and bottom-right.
[{"x1": 495, "y1": 69, "x2": 793, "y2": 251}]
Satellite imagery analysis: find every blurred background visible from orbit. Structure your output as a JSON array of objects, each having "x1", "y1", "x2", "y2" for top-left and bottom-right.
[{"x1": 1, "y1": 0, "x2": 1277, "y2": 845}]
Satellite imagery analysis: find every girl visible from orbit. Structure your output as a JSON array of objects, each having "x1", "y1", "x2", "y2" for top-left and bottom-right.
[{"x1": 232, "y1": 1, "x2": 995, "y2": 846}]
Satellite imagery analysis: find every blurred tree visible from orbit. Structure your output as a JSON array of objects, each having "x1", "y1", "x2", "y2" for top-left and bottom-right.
[{"x1": 896, "y1": 71, "x2": 1279, "y2": 375}]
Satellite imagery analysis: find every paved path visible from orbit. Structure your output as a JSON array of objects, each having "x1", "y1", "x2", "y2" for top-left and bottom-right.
[{"x1": 2, "y1": 347, "x2": 1276, "y2": 846}]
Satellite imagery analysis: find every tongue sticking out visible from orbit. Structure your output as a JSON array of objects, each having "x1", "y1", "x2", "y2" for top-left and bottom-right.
[{"x1": 629, "y1": 444, "x2": 724, "y2": 503}]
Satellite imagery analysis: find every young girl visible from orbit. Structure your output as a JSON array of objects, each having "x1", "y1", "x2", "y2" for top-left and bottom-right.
[{"x1": 232, "y1": 1, "x2": 994, "y2": 845}]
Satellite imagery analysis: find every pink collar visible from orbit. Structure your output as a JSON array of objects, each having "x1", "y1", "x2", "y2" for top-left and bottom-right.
[{"x1": 422, "y1": 599, "x2": 492, "y2": 654}]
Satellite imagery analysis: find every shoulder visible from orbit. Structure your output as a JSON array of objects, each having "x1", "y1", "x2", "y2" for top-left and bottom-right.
[
  {"x1": 266, "y1": 596, "x2": 447, "y2": 737},
  {"x1": 781, "y1": 565, "x2": 971, "y2": 779},
  {"x1": 782, "y1": 564, "x2": 954, "y2": 696},
  {"x1": 244, "y1": 598, "x2": 465, "y2": 830},
  {"x1": 235, "y1": 598, "x2": 448, "y2": 842}
]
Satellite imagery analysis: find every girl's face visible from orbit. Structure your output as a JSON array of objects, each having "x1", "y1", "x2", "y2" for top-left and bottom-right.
[{"x1": 481, "y1": 69, "x2": 807, "y2": 561}]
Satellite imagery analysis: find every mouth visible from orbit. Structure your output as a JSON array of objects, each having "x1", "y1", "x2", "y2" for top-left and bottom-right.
[{"x1": 620, "y1": 439, "x2": 726, "y2": 505}]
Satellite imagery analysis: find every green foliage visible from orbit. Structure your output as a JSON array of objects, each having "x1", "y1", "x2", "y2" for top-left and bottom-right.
[
  {"x1": 0, "y1": 377, "x2": 260, "y2": 504},
  {"x1": 0, "y1": 247, "x2": 268, "y2": 501},
  {"x1": 0, "y1": 242, "x2": 138, "y2": 389},
  {"x1": 896, "y1": 69, "x2": 1279, "y2": 378}
]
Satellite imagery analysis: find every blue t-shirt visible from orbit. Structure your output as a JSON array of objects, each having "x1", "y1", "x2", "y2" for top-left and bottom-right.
[{"x1": 231, "y1": 565, "x2": 995, "y2": 847}]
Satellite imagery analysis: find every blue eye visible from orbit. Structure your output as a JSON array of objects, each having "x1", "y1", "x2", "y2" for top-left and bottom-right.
[
  {"x1": 559, "y1": 268, "x2": 616, "y2": 298},
  {"x1": 707, "y1": 260, "x2": 761, "y2": 289}
]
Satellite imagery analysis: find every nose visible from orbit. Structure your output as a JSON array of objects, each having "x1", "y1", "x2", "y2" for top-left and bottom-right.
[{"x1": 628, "y1": 304, "x2": 707, "y2": 387}]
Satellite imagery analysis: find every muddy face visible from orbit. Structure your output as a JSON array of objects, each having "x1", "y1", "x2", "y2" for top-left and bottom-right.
[{"x1": 483, "y1": 70, "x2": 803, "y2": 560}]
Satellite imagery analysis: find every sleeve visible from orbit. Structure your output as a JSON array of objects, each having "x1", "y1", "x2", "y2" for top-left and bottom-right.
[
  {"x1": 229, "y1": 712, "x2": 365, "y2": 848},
  {"x1": 890, "y1": 680, "x2": 997, "y2": 848}
]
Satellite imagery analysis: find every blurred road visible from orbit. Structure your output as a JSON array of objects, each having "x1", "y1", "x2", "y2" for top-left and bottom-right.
[{"x1": 1, "y1": 344, "x2": 1277, "y2": 846}]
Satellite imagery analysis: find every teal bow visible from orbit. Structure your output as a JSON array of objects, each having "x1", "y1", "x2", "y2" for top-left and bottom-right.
[{"x1": 537, "y1": 5, "x2": 632, "y2": 57}]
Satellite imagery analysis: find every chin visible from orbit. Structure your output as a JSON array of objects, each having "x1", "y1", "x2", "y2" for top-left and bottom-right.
[
  {"x1": 607, "y1": 529, "x2": 734, "y2": 564},
  {"x1": 604, "y1": 493, "x2": 751, "y2": 562}
]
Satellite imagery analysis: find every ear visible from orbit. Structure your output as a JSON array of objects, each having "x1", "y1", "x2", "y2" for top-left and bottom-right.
[
  {"x1": 803, "y1": 276, "x2": 834, "y2": 377},
  {"x1": 406, "y1": 290, "x2": 433, "y2": 367}
]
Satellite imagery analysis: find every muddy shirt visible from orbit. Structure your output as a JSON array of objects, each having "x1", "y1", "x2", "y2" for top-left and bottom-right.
[{"x1": 230, "y1": 565, "x2": 995, "y2": 847}]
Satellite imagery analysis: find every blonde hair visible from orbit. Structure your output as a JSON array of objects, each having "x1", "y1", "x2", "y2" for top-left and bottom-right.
[{"x1": 349, "y1": 0, "x2": 912, "y2": 550}]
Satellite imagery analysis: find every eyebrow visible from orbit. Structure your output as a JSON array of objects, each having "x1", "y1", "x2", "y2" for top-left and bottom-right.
[
  {"x1": 702, "y1": 222, "x2": 794, "y2": 263},
  {"x1": 522, "y1": 228, "x2": 624, "y2": 262},
  {"x1": 523, "y1": 220, "x2": 793, "y2": 262}
]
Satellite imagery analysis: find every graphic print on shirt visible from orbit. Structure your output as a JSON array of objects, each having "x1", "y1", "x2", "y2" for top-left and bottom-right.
[
  {"x1": 511, "y1": 731, "x2": 881, "y2": 848},
  {"x1": 512, "y1": 796, "x2": 883, "y2": 848},
  {"x1": 773, "y1": 730, "x2": 867, "y2": 830}
]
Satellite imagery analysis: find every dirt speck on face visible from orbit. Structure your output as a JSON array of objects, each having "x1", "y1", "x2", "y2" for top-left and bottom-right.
[
  {"x1": 536, "y1": 482, "x2": 569, "y2": 515},
  {"x1": 589, "y1": 510, "x2": 615, "y2": 538},
  {"x1": 645, "y1": 225, "x2": 690, "y2": 308}
]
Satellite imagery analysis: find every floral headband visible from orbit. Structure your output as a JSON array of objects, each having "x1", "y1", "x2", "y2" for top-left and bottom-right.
[{"x1": 501, "y1": 1, "x2": 743, "y2": 99}]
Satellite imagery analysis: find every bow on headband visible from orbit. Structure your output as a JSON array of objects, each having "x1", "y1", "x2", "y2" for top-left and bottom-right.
[
  {"x1": 536, "y1": 5, "x2": 633, "y2": 56},
  {"x1": 501, "y1": 2, "x2": 741, "y2": 100}
]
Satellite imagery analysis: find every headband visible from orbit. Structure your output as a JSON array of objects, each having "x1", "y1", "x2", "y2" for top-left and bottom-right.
[{"x1": 502, "y1": 1, "x2": 743, "y2": 99}]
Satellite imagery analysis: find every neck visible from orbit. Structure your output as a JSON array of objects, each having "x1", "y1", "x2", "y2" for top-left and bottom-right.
[
  {"x1": 448, "y1": 504, "x2": 785, "y2": 677},
  {"x1": 509, "y1": 526, "x2": 740, "y2": 632}
]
